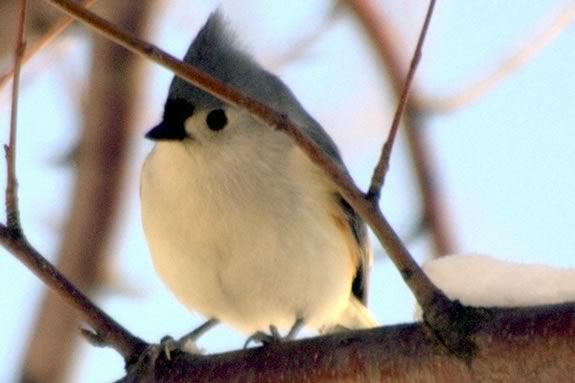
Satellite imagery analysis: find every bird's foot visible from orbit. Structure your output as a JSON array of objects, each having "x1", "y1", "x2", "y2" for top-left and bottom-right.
[
  {"x1": 244, "y1": 318, "x2": 305, "y2": 348},
  {"x1": 159, "y1": 334, "x2": 203, "y2": 360},
  {"x1": 244, "y1": 325, "x2": 282, "y2": 348}
]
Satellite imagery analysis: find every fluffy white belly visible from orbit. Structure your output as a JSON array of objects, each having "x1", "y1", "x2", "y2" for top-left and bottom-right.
[{"x1": 141, "y1": 142, "x2": 353, "y2": 333}]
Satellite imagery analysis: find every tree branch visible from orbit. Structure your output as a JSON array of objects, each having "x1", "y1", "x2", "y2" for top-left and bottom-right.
[{"x1": 119, "y1": 303, "x2": 575, "y2": 382}]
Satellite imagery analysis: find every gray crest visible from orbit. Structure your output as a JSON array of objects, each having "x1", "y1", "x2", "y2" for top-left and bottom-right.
[{"x1": 166, "y1": 11, "x2": 343, "y2": 162}]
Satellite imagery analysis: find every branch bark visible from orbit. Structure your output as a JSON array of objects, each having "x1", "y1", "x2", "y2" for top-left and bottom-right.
[{"x1": 119, "y1": 303, "x2": 575, "y2": 382}]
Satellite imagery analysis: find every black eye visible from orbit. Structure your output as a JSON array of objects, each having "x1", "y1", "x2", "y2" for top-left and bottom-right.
[{"x1": 206, "y1": 109, "x2": 227, "y2": 131}]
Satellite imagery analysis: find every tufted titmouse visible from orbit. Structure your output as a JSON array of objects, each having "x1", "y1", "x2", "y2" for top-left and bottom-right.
[{"x1": 141, "y1": 11, "x2": 377, "y2": 345}]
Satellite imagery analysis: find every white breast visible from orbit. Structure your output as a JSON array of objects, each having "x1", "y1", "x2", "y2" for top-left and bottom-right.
[{"x1": 141, "y1": 138, "x2": 354, "y2": 333}]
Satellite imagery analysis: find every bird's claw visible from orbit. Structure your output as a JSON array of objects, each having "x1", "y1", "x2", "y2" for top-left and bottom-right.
[{"x1": 159, "y1": 335, "x2": 179, "y2": 360}]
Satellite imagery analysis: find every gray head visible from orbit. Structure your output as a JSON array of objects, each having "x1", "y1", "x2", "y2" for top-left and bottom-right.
[{"x1": 146, "y1": 11, "x2": 341, "y2": 161}]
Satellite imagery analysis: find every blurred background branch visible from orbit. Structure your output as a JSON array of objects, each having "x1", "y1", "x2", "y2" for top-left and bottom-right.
[
  {"x1": 19, "y1": 2, "x2": 155, "y2": 382},
  {"x1": 0, "y1": 0, "x2": 98, "y2": 92},
  {"x1": 416, "y1": 2, "x2": 575, "y2": 114}
]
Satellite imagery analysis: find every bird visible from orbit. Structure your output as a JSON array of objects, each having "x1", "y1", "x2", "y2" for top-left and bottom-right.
[{"x1": 140, "y1": 10, "x2": 377, "y2": 349}]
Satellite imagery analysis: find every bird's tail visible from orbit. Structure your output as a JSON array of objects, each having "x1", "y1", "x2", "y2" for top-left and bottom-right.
[{"x1": 320, "y1": 296, "x2": 378, "y2": 334}]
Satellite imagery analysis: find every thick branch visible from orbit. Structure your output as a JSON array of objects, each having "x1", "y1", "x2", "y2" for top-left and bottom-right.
[{"x1": 120, "y1": 303, "x2": 575, "y2": 382}]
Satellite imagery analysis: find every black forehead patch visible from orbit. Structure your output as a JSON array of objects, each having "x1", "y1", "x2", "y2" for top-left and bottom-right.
[{"x1": 164, "y1": 98, "x2": 195, "y2": 127}]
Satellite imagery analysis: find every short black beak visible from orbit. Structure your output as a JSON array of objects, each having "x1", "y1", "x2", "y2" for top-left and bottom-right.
[{"x1": 145, "y1": 121, "x2": 187, "y2": 141}]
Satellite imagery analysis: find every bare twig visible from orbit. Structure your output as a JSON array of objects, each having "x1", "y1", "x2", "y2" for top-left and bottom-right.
[
  {"x1": 0, "y1": 0, "x2": 98, "y2": 91},
  {"x1": 367, "y1": 0, "x2": 436, "y2": 201},
  {"x1": 417, "y1": 2, "x2": 575, "y2": 114},
  {"x1": 40, "y1": 0, "x2": 479, "y2": 356},
  {"x1": 346, "y1": 0, "x2": 454, "y2": 256},
  {"x1": 5, "y1": 0, "x2": 28, "y2": 236}
]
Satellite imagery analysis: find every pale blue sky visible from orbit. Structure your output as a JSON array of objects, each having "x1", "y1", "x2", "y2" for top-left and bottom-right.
[{"x1": 1, "y1": 1, "x2": 573, "y2": 381}]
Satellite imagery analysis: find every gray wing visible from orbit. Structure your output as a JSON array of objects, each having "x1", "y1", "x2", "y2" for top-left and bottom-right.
[
  {"x1": 293, "y1": 111, "x2": 372, "y2": 305},
  {"x1": 337, "y1": 196, "x2": 371, "y2": 304}
]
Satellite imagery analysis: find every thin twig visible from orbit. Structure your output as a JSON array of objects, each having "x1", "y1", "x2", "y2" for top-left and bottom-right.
[
  {"x1": 417, "y1": 2, "x2": 575, "y2": 114},
  {"x1": 367, "y1": 0, "x2": 436, "y2": 201},
  {"x1": 5, "y1": 0, "x2": 28, "y2": 235},
  {"x1": 0, "y1": 0, "x2": 98, "y2": 92},
  {"x1": 37, "y1": 0, "x2": 477, "y2": 354},
  {"x1": 347, "y1": 0, "x2": 454, "y2": 256}
]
